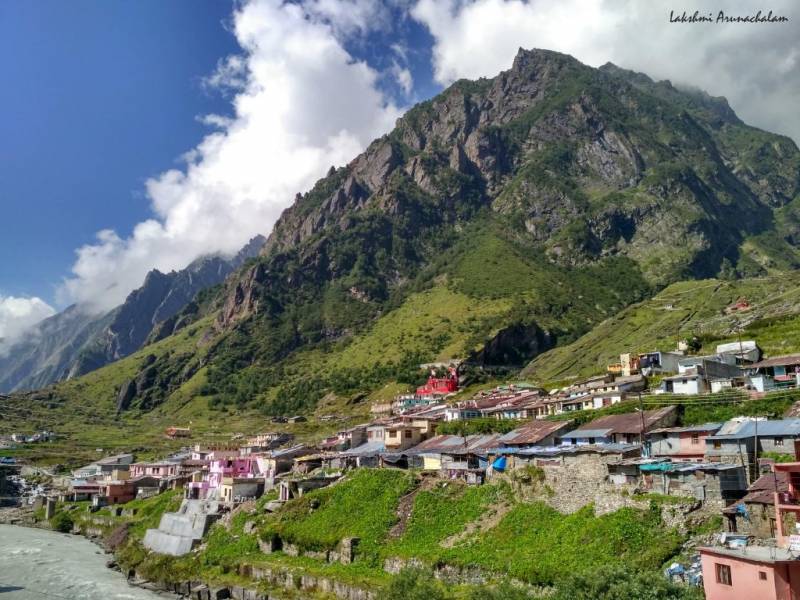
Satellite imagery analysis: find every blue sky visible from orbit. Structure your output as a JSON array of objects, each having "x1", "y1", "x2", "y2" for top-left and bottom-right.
[
  {"x1": 0, "y1": 1, "x2": 240, "y2": 302},
  {"x1": 0, "y1": 0, "x2": 442, "y2": 309},
  {"x1": 0, "y1": 0, "x2": 798, "y2": 343}
]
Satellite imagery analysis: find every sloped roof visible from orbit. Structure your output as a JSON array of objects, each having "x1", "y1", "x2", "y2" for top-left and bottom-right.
[
  {"x1": 708, "y1": 419, "x2": 800, "y2": 440},
  {"x1": 750, "y1": 354, "x2": 800, "y2": 369},
  {"x1": 339, "y1": 441, "x2": 385, "y2": 456},
  {"x1": 498, "y1": 420, "x2": 574, "y2": 446},
  {"x1": 562, "y1": 406, "x2": 676, "y2": 438},
  {"x1": 648, "y1": 423, "x2": 722, "y2": 435}
]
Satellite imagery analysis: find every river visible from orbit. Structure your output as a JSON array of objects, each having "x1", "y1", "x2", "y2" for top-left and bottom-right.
[{"x1": 0, "y1": 524, "x2": 170, "y2": 599}]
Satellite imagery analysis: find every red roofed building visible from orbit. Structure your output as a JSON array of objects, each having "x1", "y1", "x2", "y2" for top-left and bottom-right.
[{"x1": 416, "y1": 367, "x2": 458, "y2": 396}]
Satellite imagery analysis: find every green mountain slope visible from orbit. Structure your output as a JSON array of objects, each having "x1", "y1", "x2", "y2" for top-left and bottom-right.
[
  {"x1": 523, "y1": 272, "x2": 800, "y2": 383},
  {"x1": 4, "y1": 47, "x2": 800, "y2": 451}
]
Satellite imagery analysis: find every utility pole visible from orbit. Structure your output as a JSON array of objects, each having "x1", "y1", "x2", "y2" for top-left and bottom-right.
[
  {"x1": 754, "y1": 415, "x2": 759, "y2": 483},
  {"x1": 736, "y1": 320, "x2": 745, "y2": 367},
  {"x1": 638, "y1": 391, "x2": 647, "y2": 455}
]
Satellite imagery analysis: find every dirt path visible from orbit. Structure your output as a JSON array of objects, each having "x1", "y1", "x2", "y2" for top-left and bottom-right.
[{"x1": 388, "y1": 476, "x2": 436, "y2": 538}]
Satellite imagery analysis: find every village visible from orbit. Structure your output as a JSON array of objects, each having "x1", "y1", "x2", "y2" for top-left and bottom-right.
[{"x1": 6, "y1": 338, "x2": 800, "y2": 599}]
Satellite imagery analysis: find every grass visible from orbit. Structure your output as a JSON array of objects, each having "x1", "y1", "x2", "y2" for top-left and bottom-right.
[
  {"x1": 440, "y1": 502, "x2": 684, "y2": 586},
  {"x1": 262, "y1": 469, "x2": 415, "y2": 560},
  {"x1": 386, "y1": 481, "x2": 510, "y2": 561},
  {"x1": 524, "y1": 273, "x2": 800, "y2": 383}
]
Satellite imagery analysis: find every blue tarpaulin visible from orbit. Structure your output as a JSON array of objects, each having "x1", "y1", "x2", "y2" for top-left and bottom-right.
[{"x1": 492, "y1": 456, "x2": 507, "y2": 472}]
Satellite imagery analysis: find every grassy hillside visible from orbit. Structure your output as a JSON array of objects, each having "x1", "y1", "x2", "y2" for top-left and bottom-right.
[
  {"x1": 61, "y1": 469, "x2": 698, "y2": 598},
  {"x1": 524, "y1": 272, "x2": 800, "y2": 383}
]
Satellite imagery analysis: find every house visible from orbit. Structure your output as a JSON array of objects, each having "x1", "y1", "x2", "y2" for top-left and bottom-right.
[
  {"x1": 97, "y1": 479, "x2": 136, "y2": 506},
  {"x1": 560, "y1": 406, "x2": 678, "y2": 445},
  {"x1": 241, "y1": 432, "x2": 293, "y2": 453},
  {"x1": 655, "y1": 463, "x2": 747, "y2": 507},
  {"x1": 660, "y1": 356, "x2": 742, "y2": 395},
  {"x1": 255, "y1": 444, "x2": 312, "y2": 487},
  {"x1": 706, "y1": 419, "x2": 800, "y2": 482},
  {"x1": 190, "y1": 443, "x2": 239, "y2": 461},
  {"x1": 637, "y1": 351, "x2": 683, "y2": 375},
  {"x1": 68, "y1": 479, "x2": 102, "y2": 501},
  {"x1": 130, "y1": 461, "x2": 181, "y2": 479},
  {"x1": 699, "y1": 545, "x2": 800, "y2": 600},
  {"x1": 647, "y1": 423, "x2": 722, "y2": 462},
  {"x1": 186, "y1": 456, "x2": 260, "y2": 499},
  {"x1": 72, "y1": 453, "x2": 134, "y2": 479},
  {"x1": 404, "y1": 434, "x2": 502, "y2": 472},
  {"x1": 384, "y1": 423, "x2": 426, "y2": 451},
  {"x1": 723, "y1": 471, "x2": 788, "y2": 538},
  {"x1": 480, "y1": 392, "x2": 547, "y2": 420},
  {"x1": 495, "y1": 444, "x2": 643, "y2": 491},
  {"x1": 716, "y1": 341, "x2": 761, "y2": 365},
  {"x1": 415, "y1": 366, "x2": 458, "y2": 398},
  {"x1": 496, "y1": 420, "x2": 574, "y2": 448},
  {"x1": 748, "y1": 354, "x2": 800, "y2": 392},
  {"x1": 219, "y1": 476, "x2": 264, "y2": 505},
  {"x1": 337, "y1": 440, "x2": 385, "y2": 468},
  {"x1": 165, "y1": 426, "x2": 191, "y2": 439}
]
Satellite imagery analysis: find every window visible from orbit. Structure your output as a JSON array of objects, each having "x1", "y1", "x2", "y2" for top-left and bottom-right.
[
  {"x1": 759, "y1": 571, "x2": 767, "y2": 581},
  {"x1": 714, "y1": 440, "x2": 722, "y2": 449},
  {"x1": 404, "y1": 430, "x2": 412, "y2": 439},
  {"x1": 691, "y1": 434, "x2": 699, "y2": 444},
  {"x1": 775, "y1": 437, "x2": 784, "y2": 447},
  {"x1": 389, "y1": 431, "x2": 398, "y2": 438},
  {"x1": 716, "y1": 563, "x2": 732, "y2": 586}
]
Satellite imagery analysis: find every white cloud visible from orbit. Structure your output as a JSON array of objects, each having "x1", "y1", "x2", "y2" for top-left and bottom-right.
[
  {"x1": 59, "y1": 0, "x2": 401, "y2": 312},
  {"x1": 391, "y1": 61, "x2": 414, "y2": 95},
  {"x1": 412, "y1": 0, "x2": 800, "y2": 142},
  {"x1": 0, "y1": 295, "x2": 55, "y2": 354}
]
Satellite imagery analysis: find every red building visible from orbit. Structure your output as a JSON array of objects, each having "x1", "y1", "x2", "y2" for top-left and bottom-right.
[{"x1": 416, "y1": 367, "x2": 458, "y2": 396}]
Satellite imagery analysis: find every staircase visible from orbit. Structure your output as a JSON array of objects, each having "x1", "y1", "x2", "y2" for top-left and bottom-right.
[{"x1": 143, "y1": 492, "x2": 220, "y2": 556}]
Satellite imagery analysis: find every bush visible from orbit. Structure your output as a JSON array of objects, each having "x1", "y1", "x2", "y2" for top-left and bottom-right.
[
  {"x1": 552, "y1": 565, "x2": 703, "y2": 600},
  {"x1": 384, "y1": 568, "x2": 446, "y2": 600},
  {"x1": 50, "y1": 511, "x2": 74, "y2": 533}
]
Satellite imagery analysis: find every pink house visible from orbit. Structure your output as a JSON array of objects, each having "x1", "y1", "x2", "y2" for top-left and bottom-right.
[
  {"x1": 700, "y1": 546, "x2": 800, "y2": 599},
  {"x1": 701, "y1": 444, "x2": 800, "y2": 599},
  {"x1": 187, "y1": 456, "x2": 260, "y2": 499},
  {"x1": 648, "y1": 423, "x2": 722, "y2": 462}
]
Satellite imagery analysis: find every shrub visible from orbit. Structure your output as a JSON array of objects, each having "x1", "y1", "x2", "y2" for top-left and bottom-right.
[
  {"x1": 384, "y1": 568, "x2": 446, "y2": 600},
  {"x1": 50, "y1": 511, "x2": 74, "y2": 533},
  {"x1": 552, "y1": 565, "x2": 703, "y2": 600}
]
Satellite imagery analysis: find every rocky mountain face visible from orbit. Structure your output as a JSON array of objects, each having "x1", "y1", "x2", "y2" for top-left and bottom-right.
[
  {"x1": 195, "y1": 48, "x2": 799, "y2": 414},
  {"x1": 0, "y1": 236, "x2": 265, "y2": 393},
  {"x1": 12, "y1": 49, "x2": 800, "y2": 417}
]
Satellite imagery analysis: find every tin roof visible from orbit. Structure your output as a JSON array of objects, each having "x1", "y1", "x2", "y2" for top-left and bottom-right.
[
  {"x1": 562, "y1": 406, "x2": 677, "y2": 438},
  {"x1": 749, "y1": 353, "x2": 800, "y2": 369},
  {"x1": 648, "y1": 423, "x2": 722, "y2": 435},
  {"x1": 497, "y1": 420, "x2": 573, "y2": 445},
  {"x1": 708, "y1": 419, "x2": 800, "y2": 440}
]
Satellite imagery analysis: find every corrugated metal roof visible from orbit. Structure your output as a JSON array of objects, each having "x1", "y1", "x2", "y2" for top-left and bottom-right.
[
  {"x1": 340, "y1": 441, "x2": 385, "y2": 456},
  {"x1": 648, "y1": 423, "x2": 722, "y2": 435},
  {"x1": 708, "y1": 419, "x2": 800, "y2": 440},
  {"x1": 562, "y1": 406, "x2": 677, "y2": 437},
  {"x1": 497, "y1": 420, "x2": 573, "y2": 445},
  {"x1": 750, "y1": 354, "x2": 800, "y2": 369},
  {"x1": 560, "y1": 428, "x2": 614, "y2": 439}
]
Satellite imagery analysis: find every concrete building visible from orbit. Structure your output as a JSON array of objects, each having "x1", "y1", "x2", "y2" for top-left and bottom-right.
[
  {"x1": 700, "y1": 545, "x2": 800, "y2": 600},
  {"x1": 560, "y1": 406, "x2": 678, "y2": 445},
  {"x1": 748, "y1": 354, "x2": 800, "y2": 392},
  {"x1": 648, "y1": 423, "x2": 722, "y2": 462}
]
